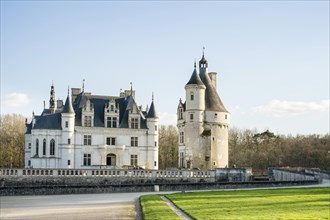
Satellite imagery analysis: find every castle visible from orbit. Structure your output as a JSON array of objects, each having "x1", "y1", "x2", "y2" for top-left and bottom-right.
[
  {"x1": 177, "y1": 52, "x2": 230, "y2": 170},
  {"x1": 25, "y1": 85, "x2": 159, "y2": 169}
]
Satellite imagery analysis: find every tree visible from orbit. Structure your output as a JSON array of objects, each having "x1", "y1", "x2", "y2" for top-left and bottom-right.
[
  {"x1": 0, "y1": 114, "x2": 26, "y2": 168},
  {"x1": 158, "y1": 125, "x2": 178, "y2": 169}
]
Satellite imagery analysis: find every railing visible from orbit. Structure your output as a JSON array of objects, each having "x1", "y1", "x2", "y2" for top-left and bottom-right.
[{"x1": 0, "y1": 168, "x2": 215, "y2": 178}]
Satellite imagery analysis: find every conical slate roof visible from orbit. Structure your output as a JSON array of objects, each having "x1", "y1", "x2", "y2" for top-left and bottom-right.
[
  {"x1": 147, "y1": 100, "x2": 158, "y2": 118},
  {"x1": 62, "y1": 95, "x2": 74, "y2": 113},
  {"x1": 199, "y1": 68, "x2": 228, "y2": 113},
  {"x1": 186, "y1": 66, "x2": 204, "y2": 86}
]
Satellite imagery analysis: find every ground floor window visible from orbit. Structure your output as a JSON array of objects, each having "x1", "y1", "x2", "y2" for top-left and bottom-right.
[
  {"x1": 130, "y1": 155, "x2": 138, "y2": 166},
  {"x1": 106, "y1": 153, "x2": 116, "y2": 166},
  {"x1": 83, "y1": 154, "x2": 91, "y2": 166}
]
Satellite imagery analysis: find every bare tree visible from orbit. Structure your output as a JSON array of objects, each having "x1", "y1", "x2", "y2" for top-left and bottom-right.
[
  {"x1": 158, "y1": 125, "x2": 178, "y2": 169},
  {"x1": 0, "y1": 114, "x2": 26, "y2": 168}
]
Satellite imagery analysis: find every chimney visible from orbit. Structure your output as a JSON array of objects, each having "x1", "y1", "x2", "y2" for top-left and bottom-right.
[
  {"x1": 208, "y1": 72, "x2": 217, "y2": 89},
  {"x1": 57, "y1": 100, "x2": 63, "y2": 109}
]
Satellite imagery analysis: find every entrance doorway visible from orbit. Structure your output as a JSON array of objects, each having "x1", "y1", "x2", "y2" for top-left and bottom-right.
[{"x1": 106, "y1": 153, "x2": 116, "y2": 166}]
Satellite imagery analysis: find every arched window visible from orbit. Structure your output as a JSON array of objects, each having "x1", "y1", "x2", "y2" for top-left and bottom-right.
[
  {"x1": 43, "y1": 139, "x2": 46, "y2": 156},
  {"x1": 50, "y1": 139, "x2": 55, "y2": 156},
  {"x1": 35, "y1": 139, "x2": 39, "y2": 156},
  {"x1": 106, "y1": 153, "x2": 116, "y2": 166}
]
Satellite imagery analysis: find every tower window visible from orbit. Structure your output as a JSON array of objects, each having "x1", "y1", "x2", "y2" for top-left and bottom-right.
[
  {"x1": 179, "y1": 108, "x2": 183, "y2": 120},
  {"x1": 190, "y1": 113, "x2": 194, "y2": 120},
  {"x1": 65, "y1": 121, "x2": 68, "y2": 128},
  {"x1": 225, "y1": 114, "x2": 228, "y2": 119},
  {"x1": 180, "y1": 132, "x2": 184, "y2": 144},
  {"x1": 190, "y1": 92, "x2": 194, "y2": 101}
]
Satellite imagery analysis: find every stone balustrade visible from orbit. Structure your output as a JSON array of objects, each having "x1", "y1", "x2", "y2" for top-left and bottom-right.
[{"x1": 0, "y1": 168, "x2": 215, "y2": 179}]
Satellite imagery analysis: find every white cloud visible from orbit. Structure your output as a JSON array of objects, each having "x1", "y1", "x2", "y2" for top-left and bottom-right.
[
  {"x1": 158, "y1": 112, "x2": 177, "y2": 125},
  {"x1": 252, "y1": 99, "x2": 329, "y2": 117},
  {"x1": 3, "y1": 93, "x2": 30, "y2": 107}
]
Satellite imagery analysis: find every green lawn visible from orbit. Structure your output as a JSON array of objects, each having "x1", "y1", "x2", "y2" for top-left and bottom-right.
[
  {"x1": 141, "y1": 188, "x2": 330, "y2": 220},
  {"x1": 140, "y1": 194, "x2": 181, "y2": 220}
]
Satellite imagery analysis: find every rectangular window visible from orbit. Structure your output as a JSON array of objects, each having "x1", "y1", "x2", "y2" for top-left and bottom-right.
[
  {"x1": 190, "y1": 92, "x2": 194, "y2": 100},
  {"x1": 28, "y1": 143, "x2": 31, "y2": 149},
  {"x1": 155, "y1": 141, "x2": 157, "y2": 147},
  {"x1": 131, "y1": 118, "x2": 138, "y2": 129},
  {"x1": 83, "y1": 135, "x2": 92, "y2": 145},
  {"x1": 154, "y1": 161, "x2": 157, "y2": 167},
  {"x1": 83, "y1": 154, "x2": 91, "y2": 166},
  {"x1": 106, "y1": 137, "x2": 116, "y2": 145},
  {"x1": 65, "y1": 121, "x2": 69, "y2": 128},
  {"x1": 130, "y1": 155, "x2": 138, "y2": 166},
  {"x1": 28, "y1": 160, "x2": 31, "y2": 166},
  {"x1": 84, "y1": 116, "x2": 92, "y2": 127},
  {"x1": 131, "y1": 137, "x2": 138, "y2": 147},
  {"x1": 180, "y1": 132, "x2": 184, "y2": 144},
  {"x1": 68, "y1": 138, "x2": 71, "y2": 144},
  {"x1": 190, "y1": 113, "x2": 194, "y2": 120},
  {"x1": 179, "y1": 108, "x2": 183, "y2": 120},
  {"x1": 68, "y1": 160, "x2": 71, "y2": 166},
  {"x1": 180, "y1": 152, "x2": 184, "y2": 168},
  {"x1": 107, "y1": 117, "x2": 117, "y2": 128},
  {"x1": 155, "y1": 125, "x2": 157, "y2": 131}
]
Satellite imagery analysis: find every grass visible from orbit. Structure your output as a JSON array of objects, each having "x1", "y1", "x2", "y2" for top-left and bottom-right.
[
  {"x1": 141, "y1": 188, "x2": 330, "y2": 220},
  {"x1": 140, "y1": 194, "x2": 181, "y2": 220}
]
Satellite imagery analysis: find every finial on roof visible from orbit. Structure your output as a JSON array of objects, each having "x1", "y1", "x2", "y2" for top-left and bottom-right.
[
  {"x1": 43, "y1": 100, "x2": 45, "y2": 109},
  {"x1": 203, "y1": 46, "x2": 205, "y2": 56},
  {"x1": 194, "y1": 60, "x2": 196, "y2": 69},
  {"x1": 82, "y1": 79, "x2": 85, "y2": 92},
  {"x1": 152, "y1": 92, "x2": 154, "y2": 101},
  {"x1": 67, "y1": 86, "x2": 70, "y2": 96}
]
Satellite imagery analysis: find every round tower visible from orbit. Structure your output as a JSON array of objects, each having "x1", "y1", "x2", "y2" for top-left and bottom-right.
[
  {"x1": 61, "y1": 90, "x2": 75, "y2": 168},
  {"x1": 146, "y1": 94, "x2": 159, "y2": 169}
]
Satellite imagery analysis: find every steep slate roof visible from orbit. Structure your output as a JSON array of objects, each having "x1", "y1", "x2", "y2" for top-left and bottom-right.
[
  {"x1": 147, "y1": 100, "x2": 158, "y2": 118},
  {"x1": 30, "y1": 91, "x2": 148, "y2": 130},
  {"x1": 186, "y1": 65, "x2": 204, "y2": 86},
  {"x1": 33, "y1": 113, "x2": 62, "y2": 130},
  {"x1": 199, "y1": 67, "x2": 228, "y2": 113}
]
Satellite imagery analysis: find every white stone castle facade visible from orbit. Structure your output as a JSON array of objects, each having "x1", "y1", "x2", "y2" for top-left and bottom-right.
[
  {"x1": 25, "y1": 85, "x2": 159, "y2": 169},
  {"x1": 177, "y1": 53, "x2": 230, "y2": 170}
]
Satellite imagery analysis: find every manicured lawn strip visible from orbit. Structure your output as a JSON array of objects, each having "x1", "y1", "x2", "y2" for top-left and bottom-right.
[
  {"x1": 140, "y1": 194, "x2": 181, "y2": 220},
  {"x1": 166, "y1": 187, "x2": 330, "y2": 220}
]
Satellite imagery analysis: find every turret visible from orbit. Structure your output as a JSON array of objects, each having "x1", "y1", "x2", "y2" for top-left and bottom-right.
[
  {"x1": 146, "y1": 94, "x2": 159, "y2": 169},
  {"x1": 184, "y1": 61, "x2": 206, "y2": 123},
  {"x1": 61, "y1": 89, "x2": 75, "y2": 168}
]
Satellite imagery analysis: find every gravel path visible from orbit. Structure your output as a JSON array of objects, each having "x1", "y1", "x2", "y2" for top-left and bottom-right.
[{"x1": 1, "y1": 179, "x2": 328, "y2": 220}]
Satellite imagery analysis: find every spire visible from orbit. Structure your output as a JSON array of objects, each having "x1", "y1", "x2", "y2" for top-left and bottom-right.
[
  {"x1": 147, "y1": 93, "x2": 158, "y2": 118},
  {"x1": 49, "y1": 82, "x2": 56, "y2": 112},
  {"x1": 62, "y1": 88, "x2": 74, "y2": 113}
]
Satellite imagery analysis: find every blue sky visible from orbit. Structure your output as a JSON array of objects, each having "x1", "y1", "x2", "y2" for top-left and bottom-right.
[{"x1": 1, "y1": 1, "x2": 329, "y2": 135}]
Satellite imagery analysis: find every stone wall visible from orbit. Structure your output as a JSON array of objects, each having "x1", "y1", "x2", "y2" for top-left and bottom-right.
[{"x1": 269, "y1": 168, "x2": 321, "y2": 182}]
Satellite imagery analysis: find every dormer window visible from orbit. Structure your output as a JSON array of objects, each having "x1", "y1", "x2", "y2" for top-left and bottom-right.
[
  {"x1": 107, "y1": 117, "x2": 117, "y2": 128},
  {"x1": 84, "y1": 116, "x2": 92, "y2": 127},
  {"x1": 131, "y1": 118, "x2": 138, "y2": 129},
  {"x1": 110, "y1": 105, "x2": 114, "y2": 111}
]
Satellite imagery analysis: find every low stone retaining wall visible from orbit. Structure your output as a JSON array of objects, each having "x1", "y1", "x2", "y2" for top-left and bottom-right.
[{"x1": 0, "y1": 180, "x2": 319, "y2": 196}]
